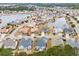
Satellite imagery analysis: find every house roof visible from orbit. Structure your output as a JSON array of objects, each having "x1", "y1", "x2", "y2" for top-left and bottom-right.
[
  {"x1": 3, "y1": 38, "x2": 17, "y2": 49},
  {"x1": 19, "y1": 37, "x2": 32, "y2": 49},
  {"x1": 19, "y1": 27, "x2": 30, "y2": 34},
  {"x1": 53, "y1": 38, "x2": 63, "y2": 46},
  {"x1": 0, "y1": 29, "x2": 9, "y2": 33},
  {"x1": 66, "y1": 38, "x2": 79, "y2": 48},
  {"x1": 35, "y1": 37, "x2": 47, "y2": 49},
  {"x1": 64, "y1": 28, "x2": 73, "y2": 34}
]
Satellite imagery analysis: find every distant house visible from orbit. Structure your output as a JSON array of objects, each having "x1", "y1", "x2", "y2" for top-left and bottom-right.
[
  {"x1": 0, "y1": 29, "x2": 9, "y2": 34},
  {"x1": 64, "y1": 28, "x2": 73, "y2": 34},
  {"x1": 31, "y1": 27, "x2": 39, "y2": 33},
  {"x1": 53, "y1": 28, "x2": 63, "y2": 33},
  {"x1": 19, "y1": 26, "x2": 31, "y2": 35}
]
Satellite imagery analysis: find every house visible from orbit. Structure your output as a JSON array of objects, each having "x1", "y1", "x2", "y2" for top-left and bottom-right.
[
  {"x1": 2, "y1": 38, "x2": 17, "y2": 49},
  {"x1": 19, "y1": 37, "x2": 32, "y2": 50},
  {"x1": 19, "y1": 26, "x2": 31, "y2": 35},
  {"x1": 52, "y1": 37, "x2": 64, "y2": 46},
  {"x1": 0, "y1": 34, "x2": 6, "y2": 41},
  {"x1": 66, "y1": 38, "x2": 76, "y2": 48},
  {"x1": 53, "y1": 28, "x2": 63, "y2": 34},
  {"x1": 64, "y1": 28, "x2": 73, "y2": 34},
  {"x1": 31, "y1": 27, "x2": 39, "y2": 33},
  {"x1": 0, "y1": 42, "x2": 3, "y2": 48},
  {"x1": 0, "y1": 29, "x2": 9, "y2": 34},
  {"x1": 0, "y1": 34, "x2": 3, "y2": 48},
  {"x1": 35, "y1": 37, "x2": 47, "y2": 51}
]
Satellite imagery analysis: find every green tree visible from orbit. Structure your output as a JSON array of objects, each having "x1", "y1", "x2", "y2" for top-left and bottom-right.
[
  {"x1": 32, "y1": 51, "x2": 45, "y2": 56},
  {"x1": 63, "y1": 45, "x2": 76, "y2": 56},
  {"x1": 0, "y1": 48, "x2": 13, "y2": 56},
  {"x1": 46, "y1": 46, "x2": 64, "y2": 56},
  {"x1": 51, "y1": 17, "x2": 55, "y2": 23},
  {"x1": 30, "y1": 45, "x2": 76, "y2": 56},
  {"x1": 17, "y1": 52, "x2": 27, "y2": 56},
  {"x1": 77, "y1": 21, "x2": 79, "y2": 23}
]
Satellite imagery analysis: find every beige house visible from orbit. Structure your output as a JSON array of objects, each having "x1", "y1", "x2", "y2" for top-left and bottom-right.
[{"x1": 0, "y1": 29, "x2": 9, "y2": 33}]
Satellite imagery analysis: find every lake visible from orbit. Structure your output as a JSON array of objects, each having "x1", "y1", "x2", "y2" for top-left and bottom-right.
[
  {"x1": 48, "y1": 17, "x2": 68, "y2": 29},
  {"x1": 0, "y1": 13, "x2": 30, "y2": 28}
]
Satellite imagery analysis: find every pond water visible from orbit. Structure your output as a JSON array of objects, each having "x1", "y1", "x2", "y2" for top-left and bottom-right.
[
  {"x1": 48, "y1": 17, "x2": 68, "y2": 29},
  {"x1": 0, "y1": 13, "x2": 30, "y2": 28}
]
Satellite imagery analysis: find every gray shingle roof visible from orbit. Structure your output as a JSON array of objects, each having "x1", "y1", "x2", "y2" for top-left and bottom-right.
[
  {"x1": 19, "y1": 37, "x2": 32, "y2": 49},
  {"x1": 3, "y1": 38, "x2": 17, "y2": 49},
  {"x1": 35, "y1": 37, "x2": 47, "y2": 50}
]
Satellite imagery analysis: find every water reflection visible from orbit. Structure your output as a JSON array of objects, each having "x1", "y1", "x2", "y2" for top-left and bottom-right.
[
  {"x1": 0, "y1": 13, "x2": 30, "y2": 28},
  {"x1": 48, "y1": 18, "x2": 68, "y2": 29}
]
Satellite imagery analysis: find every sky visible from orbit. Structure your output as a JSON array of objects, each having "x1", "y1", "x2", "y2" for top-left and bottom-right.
[{"x1": 0, "y1": 0, "x2": 79, "y2": 3}]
